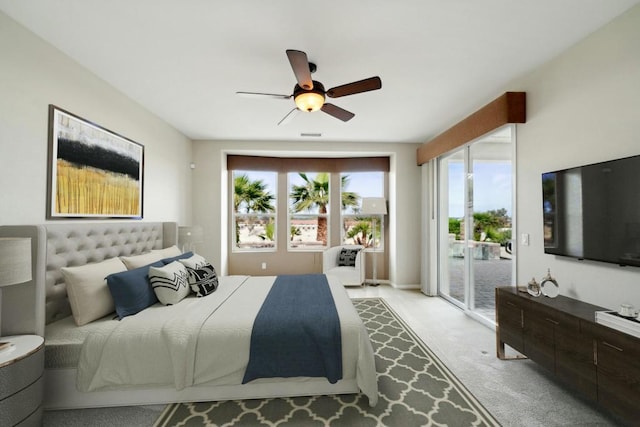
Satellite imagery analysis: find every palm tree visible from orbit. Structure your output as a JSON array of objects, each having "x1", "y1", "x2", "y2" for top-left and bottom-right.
[
  {"x1": 340, "y1": 175, "x2": 359, "y2": 212},
  {"x1": 233, "y1": 174, "x2": 275, "y2": 214},
  {"x1": 290, "y1": 173, "x2": 359, "y2": 245},
  {"x1": 233, "y1": 173, "x2": 275, "y2": 244},
  {"x1": 346, "y1": 220, "x2": 371, "y2": 246}
]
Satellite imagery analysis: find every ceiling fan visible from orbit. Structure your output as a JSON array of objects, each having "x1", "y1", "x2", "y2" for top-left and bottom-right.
[{"x1": 237, "y1": 49, "x2": 382, "y2": 125}]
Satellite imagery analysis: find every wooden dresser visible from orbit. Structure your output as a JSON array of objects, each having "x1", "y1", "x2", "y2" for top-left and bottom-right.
[{"x1": 495, "y1": 287, "x2": 640, "y2": 424}]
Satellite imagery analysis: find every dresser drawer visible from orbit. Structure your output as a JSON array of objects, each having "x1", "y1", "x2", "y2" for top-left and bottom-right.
[
  {"x1": 0, "y1": 336, "x2": 45, "y2": 427},
  {"x1": 0, "y1": 345, "x2": 44, "y2": 400},
  {"x1": 526, "y1": 301, "x2": 580, "y2": 333},
  {"x1": 0, "y1": 375, "x2": 43, "y2": 426},
  {"x1": 582, "y1": 321, "x2": 640, "y2": 356}
]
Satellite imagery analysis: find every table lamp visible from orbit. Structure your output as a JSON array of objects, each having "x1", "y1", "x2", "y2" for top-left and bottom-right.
[
  {"x1": 178, "y1": 226, "x2": 204, "y2": 253},
  {"x1": 361, "y1": 197, "x2": 387, "y2": 286},
  {"x1": 0, "y1": 237, "x2": 32, "y2": 337}
]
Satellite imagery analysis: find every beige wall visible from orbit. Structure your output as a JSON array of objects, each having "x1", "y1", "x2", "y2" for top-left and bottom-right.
[
  {"x1": 191, "y1": 141, "x2": 422, "y2": 286},
  {"x1": 509, "y1": 4, "x2": 640, "y2": 309},
  {"x1": 0, "y1": 11, "x2": 192, "y2": 225}
]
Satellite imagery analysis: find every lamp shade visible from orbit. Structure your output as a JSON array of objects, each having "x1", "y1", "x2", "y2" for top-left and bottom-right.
[
  {"x1": 294, "y1": 91, "x2": 325, "y2": 112},
  {"x1": 0, "y1": 237, "x2": 32, "y2": 287},
  {"x1": 293, "y1": 81, "x2": 326, "y2": 112},
  {"x1": 178, "y1": 226, "x2": 204, "y2": 245},
  {"x1": 361, "y1": 197, "x2": 387, "y2": 215}
]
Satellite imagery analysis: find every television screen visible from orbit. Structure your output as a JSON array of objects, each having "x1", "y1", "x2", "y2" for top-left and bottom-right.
[{"x1": 542, "y1": 154, "x2": 640, "y2": 267}]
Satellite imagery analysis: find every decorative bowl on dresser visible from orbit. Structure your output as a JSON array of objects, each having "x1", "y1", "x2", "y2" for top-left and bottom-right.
[
  {"x1": 495, "y1": 286, "x2": 640, "y2": 425},
  {"x1": 0, "y1": 335, "x2": 44, "y2": 426}
]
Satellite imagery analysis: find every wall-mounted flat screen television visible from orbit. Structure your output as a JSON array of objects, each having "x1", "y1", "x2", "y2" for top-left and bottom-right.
[{"x1": 542, "y1": 154, "x2": 640, "y2": 267}]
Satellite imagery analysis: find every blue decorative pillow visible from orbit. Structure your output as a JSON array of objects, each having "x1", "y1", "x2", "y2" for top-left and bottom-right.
[
  {"x1": 337, "y1": 248, "x2": 360, "y2": 267},
  {"x1": 160, "y1": 251, "x2": 193, "y2": 265},
  {"x1": 106, "y1": 261, "x2": 163, "y2": 319}
]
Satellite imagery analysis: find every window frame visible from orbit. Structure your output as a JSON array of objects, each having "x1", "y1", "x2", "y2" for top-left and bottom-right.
[
  {"x1": 227, "y1": 155, "x2": 390, "y2": 255},
  {"x1": 339, "y1": 171, "x2": 386, "y2": 251},
  {"x1": 231, "y1": 170, "x2": 277, "y2": 253},
  {"x1": 287, "y1": 171, "x2": 331, "y2": 252}
]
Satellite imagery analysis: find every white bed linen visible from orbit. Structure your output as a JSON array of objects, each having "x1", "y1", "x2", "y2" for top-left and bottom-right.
[{"x1": 76, "y1": 275, "x2": 378, "y2": 406}]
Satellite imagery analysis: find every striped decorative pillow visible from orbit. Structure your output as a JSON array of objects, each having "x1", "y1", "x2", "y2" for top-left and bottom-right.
[{"x1": 149, "y1": 261, "x2": 191, "y2": 305}]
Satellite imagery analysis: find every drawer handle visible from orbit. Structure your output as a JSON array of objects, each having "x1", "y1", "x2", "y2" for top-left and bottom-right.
[
  {"x1": 506, "y1": 301, "x2": 517, "y2": 307},
  {"x1": 545, "y1": 318, "x2": 559, "y2": 325},
  {"x1": 602, "y1": 341, "x2": 623, "y2": 352}
]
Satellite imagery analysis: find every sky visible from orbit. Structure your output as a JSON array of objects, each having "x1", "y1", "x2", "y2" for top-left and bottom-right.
[{"x1": 447, "y1": 161, "x2": 513, "y2": 218}]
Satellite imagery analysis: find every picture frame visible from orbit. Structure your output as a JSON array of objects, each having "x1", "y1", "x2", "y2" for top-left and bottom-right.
[{"x1": 47, "y1": 105, "x2": 144, "y2": 219}]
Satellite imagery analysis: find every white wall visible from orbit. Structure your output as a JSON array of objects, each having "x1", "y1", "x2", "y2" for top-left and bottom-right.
[
  {"x1": 511, "y1": 5, "x2": 640, "y2": 310},
  {"x1": 0, "y1": 11, "x2": 192, "y2": 225},
  {"x1": 191, "y1": 140, "x2": 422, "y2": 286}
]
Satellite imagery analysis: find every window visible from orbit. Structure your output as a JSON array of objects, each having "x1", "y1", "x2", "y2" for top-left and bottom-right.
[
  {"x1": 227, "y1": 155, "x2": 390, "y2": 257},
  {"x1": 288, "y1": 172, "x2": 329, "y2": 250},
  {"x1": 341, "y1": 172, "x2": 385, "y2": 248},
  {"x1": 232, "y1": 170, "x2": 276, "y2": 251}
]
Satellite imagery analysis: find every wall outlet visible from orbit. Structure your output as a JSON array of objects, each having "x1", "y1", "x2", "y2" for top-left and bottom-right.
[
  {"x1": 521, "y1": 233, "x2": 530, "y2": 246},
  {"x1": 261, "y1": 262, "x2": 267, "y2": 270}
]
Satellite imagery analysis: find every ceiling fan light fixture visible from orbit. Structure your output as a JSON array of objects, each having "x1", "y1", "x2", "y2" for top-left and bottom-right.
[
  {"x1": 294, "y1": 91, "x2": 325, "y2": 112},
  {"x1": 294, "y1": 80, "x2": 325, "y2": 112},
  {"x1": 238, "y1": 51, "x2": 381, "y2": 123}
]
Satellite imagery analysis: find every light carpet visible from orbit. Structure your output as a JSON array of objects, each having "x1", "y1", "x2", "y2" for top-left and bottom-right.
[{"x1": 154, "y1": 298, "x2": 499, "y2": 426}]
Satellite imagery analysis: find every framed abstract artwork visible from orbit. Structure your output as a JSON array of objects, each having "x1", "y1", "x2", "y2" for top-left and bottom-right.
[{"x1": 47, "y1": 105, "x2": 144, "y2": 219}]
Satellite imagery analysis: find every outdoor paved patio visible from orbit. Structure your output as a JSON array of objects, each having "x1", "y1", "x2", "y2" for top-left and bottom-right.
[{"x1": 446, "y1": 256, "x2": 513, "y2": 321}]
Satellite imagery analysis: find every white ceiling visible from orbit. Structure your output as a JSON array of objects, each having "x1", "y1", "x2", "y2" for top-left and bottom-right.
[{"x1": 1, "y1": 0, "x2": 638, "y2": 144}]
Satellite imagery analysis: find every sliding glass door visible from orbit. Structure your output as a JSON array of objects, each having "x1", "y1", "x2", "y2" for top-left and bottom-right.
[
  {"x1": 438, "y1": 126, "x2": 515, "y2": 323},
  {"x1": 438, "y1": 149, "x2": 467, "y2": 308}
]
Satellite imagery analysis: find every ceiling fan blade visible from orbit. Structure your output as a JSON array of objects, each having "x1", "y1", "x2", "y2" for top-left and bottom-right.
[
  {"x1": 236, "y1": 91, "x2": 291, "y2": 100},
  {"x1": 286, "y1": 49, "x2": 313, "y2": 90},
  {"x1": 321, "y1": 103, "x2": 355, "y2": 122},
  {"x1": 326, "y1": 76, "x2": 382, "y2": 98},
  {"x1": 277, "y1": 108, "x2": 300, "y2": 126}
]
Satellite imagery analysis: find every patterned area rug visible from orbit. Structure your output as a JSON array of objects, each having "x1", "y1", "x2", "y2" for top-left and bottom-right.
[{"x1": 154, "y1": 298, "x2": 499, "y2": 426}]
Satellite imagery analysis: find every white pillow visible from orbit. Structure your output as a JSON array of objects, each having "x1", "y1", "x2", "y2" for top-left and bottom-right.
[
  {"x1": 61, "y1": 257, "x2": 127, "y2": 326},
  {"x1": 177, "y1": 253, "x2": 207, "y2": 269},
  {"x1": 149, "y1": 261, "x2": 191, "y2": 305},
  {"x1": 151, "y1": 245, "x2": 182, "y2": 258},
  {"x1": 119, "y1": 251, "x2": 166, "y2": 270}
]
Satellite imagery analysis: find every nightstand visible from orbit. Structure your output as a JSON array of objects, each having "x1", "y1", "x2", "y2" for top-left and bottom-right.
[{"x1": 0, "y1": 335, "x2": 44, "y2": 426}]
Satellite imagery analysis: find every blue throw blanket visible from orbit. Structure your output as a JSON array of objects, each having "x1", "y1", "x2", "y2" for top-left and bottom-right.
[{"x1": 242, "y1": 274, "x2": 343, "y2": 384}]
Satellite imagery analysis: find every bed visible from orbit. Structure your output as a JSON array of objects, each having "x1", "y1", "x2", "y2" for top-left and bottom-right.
[{"x1": 0, "y1": 222, "x2": 377, "y2": 409}]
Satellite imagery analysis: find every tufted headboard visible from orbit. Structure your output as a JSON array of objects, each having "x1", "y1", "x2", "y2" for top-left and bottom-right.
[{"x1": 0, "y1": 222, "x2": 177, "y2": 336}]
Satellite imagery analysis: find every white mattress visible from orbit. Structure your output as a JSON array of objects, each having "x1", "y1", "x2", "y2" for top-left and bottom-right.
[{"x1": 45, "y1": 312, "x2": 115, "y2": 369}]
